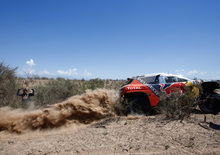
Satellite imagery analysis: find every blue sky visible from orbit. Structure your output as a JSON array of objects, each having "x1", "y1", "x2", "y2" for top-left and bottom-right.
[{"x1": 0, "y1": 0, "x2": 220, "y2": 79}]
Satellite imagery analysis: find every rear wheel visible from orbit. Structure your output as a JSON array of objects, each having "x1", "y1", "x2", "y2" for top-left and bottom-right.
[
  {"x1": 199, "y1": 94, "x2": 220, "y2": 114},
  {"x1": 123, "y1": 93, "x2": 151, "y2": 115}
]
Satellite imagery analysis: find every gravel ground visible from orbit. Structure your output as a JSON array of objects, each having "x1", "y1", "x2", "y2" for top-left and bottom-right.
[{"x1": 0, "y1": 114, "x2": 220, "y2": 155}]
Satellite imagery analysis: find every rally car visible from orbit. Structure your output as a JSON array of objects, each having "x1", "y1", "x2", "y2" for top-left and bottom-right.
[{"x1": 120, "y1": 73, "x2": 220, "y2": 114}]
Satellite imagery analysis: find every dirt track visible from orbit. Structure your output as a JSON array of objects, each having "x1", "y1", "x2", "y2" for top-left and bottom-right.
[
  {"x1": 1, "y1": 114, "x2": 220, "y2": 155},
  {"x1": 1, "y1": 89, "x2": 220, "y2": 154}
]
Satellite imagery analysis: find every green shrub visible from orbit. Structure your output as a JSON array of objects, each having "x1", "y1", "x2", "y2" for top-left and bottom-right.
[{"x1": 0, "y1": 62, "x2": 20, "y2": 107}]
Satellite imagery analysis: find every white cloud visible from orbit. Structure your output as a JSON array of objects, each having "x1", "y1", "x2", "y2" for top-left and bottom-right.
[
  {"x1": 25, "y1": 69, "x2": 36, "y2": 74},
  {"x1": 186, "y1": 70, "x2": 207, "y2": 76},
  {"x1": 18, "y1": 62, "x2": 93, "y2": 78},
  {"x1": 26, "y1": 59, "x2": 36, "y2": 67},
  {"x1": 175, "y1": 69, "x2": 207, "y2": 79},
  {"x1": 57, "y1": 68, "x2": 78, "y2": 76},
  {"x1": 38, "y1": 70, "x2": 52, "y2": 76},
  {"x1": 82, "y1": 70, "x2": 92, "y2": 76},
  {"x1": 175, "y1": 69, "x2": 185, "y2": 73}
]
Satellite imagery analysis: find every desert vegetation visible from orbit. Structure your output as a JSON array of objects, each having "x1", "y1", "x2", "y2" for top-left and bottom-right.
[
  {"x1": 155, "y1": 89, "x2": 196, "y2": 121},
  {"x1": 32, "y1": 78, "x2": 124, "y2": 107},
  {"x1": 0, "y1": 62, "x2": 124, "y2": 108},
  {"x1": 0, "y1": 63, "x2": 19, "y2": 108},
  {"x1": 0, "y1": 62, "x2": 217, "y2": 122}
]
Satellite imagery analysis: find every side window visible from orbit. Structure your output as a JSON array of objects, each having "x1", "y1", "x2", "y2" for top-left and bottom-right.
[
  {"x1": 177, "y1": 78, "x2": 188, "y2": 82},
  {"x1": 139, "y1": 76, "x2": 158, "y2": 84},
  {"x1": 165, "y1": 76, "x2": 177, "y2": 83},
  {"x1": 154, "y1": 75, "x2": 160, "y2": 84},
  {"x1": 159, "y1": 76, "x2": 165, "y2": 84}
]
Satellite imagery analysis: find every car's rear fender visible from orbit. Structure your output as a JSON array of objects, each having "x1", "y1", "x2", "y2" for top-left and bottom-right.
[{"x1": 121, "y1": 80, "x2": 160, "y2": 107}]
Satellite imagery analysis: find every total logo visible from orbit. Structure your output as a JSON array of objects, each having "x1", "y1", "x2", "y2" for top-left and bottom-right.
[{"x1": 127, "y1": 87, "x2": 141, "y2": 90}]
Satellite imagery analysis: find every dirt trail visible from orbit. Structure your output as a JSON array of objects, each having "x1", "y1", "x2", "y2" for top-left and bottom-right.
[
  {"x1": 0, "y1": 114, "x2": 220, "y2": 155},
  {"x1": 0, "y1": 89, "x2": 118, "y2": 133}
]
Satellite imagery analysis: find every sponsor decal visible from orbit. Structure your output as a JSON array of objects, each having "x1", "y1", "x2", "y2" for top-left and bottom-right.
[
  {"x1": 148, "y1": 85, "x2": 160, "y2": 96},
  {"x1": 127, "y1": 87, "x2": 142, "y2": 90}
]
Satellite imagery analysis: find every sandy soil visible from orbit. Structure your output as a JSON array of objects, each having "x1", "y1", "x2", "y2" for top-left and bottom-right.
[
  {"x1": 1, "y1": 88, "x2": 220, "y2": 155},
  {"x1": 0, "y1": 114, "x2": 220, "y2": 155}
]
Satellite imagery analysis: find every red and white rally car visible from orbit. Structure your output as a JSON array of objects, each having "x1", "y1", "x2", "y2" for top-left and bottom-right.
[{"x1": 120, "y1": 73, "x2": 220, "y2": 114}]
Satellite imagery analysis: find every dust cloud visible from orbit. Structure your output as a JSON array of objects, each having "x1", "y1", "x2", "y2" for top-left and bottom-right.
[{"x1": 0, "y1": 89, "x2": 119, "y2": 133}]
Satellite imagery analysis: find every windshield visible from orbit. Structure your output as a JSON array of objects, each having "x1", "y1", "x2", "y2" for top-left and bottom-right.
[{"x1": 137, "y1": 76, "x2": 159, "y2": 84}]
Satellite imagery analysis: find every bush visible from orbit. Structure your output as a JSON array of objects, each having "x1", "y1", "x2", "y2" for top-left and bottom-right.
[
  {"x1": 156, "y1": 87, "x2": 196, "y2": 121},
  {"x1": 33, "y1": 79, "x2": 76, "y2": 106},
  {"x1": 0, "y1": 62, "x2": 20, "y2": 107}
]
